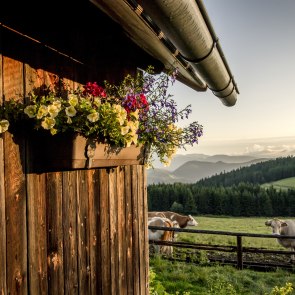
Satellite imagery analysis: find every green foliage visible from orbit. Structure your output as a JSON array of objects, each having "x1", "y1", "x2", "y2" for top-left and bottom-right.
[
  {"x1": 149, "y1": 256, "x2": 295, "y2": 295},
  {"x1": 170, "y1": 201, "x2": 183, "y2": 213},
  {"x1": 267, "y1": 283, "x2": 293, "y2": 295},
  {"x1": 149, "y1": 268, "x2": 190, "y2": 295}
]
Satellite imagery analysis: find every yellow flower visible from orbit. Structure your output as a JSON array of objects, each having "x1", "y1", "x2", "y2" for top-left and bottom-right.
[
  {"x1": 50, "y1": 128, "x2": 57, "y2": 135},
  {"x1": 131, "y1": 133, "x2": 138, "y2": 145},
  {"x1": 0, "y1": 119, "x2": 9, "y2": 133},
  {"x1": 68, "y1": 94, "x2": 78, "y2": 106},
  {"x1": 121, "y1": 126, "x2": 130, "y2": 135},
  {"x1": 37, "y1": 105, "x2": 48, "y2": 119},
  {"x1": 48, "y1": 104, "x2": 60, "y2": 118},
  {"x1": 130, "y1": 109, "x2": 139, "y2": 120},
  {"x1": 65, "y1": 106, "x2": 77, "y2": 117},
  {"x1": 24, "y1": 105, "x2": 37, "y2": 118},
  {"x1": 67, "y1": 117, "x2": 72, "y2": 124},
  {"x1": 94, "y1": 97, "x2": 101, "y2": 107},
  {"x1": 52, "y1": 100, "x2": 62, "y2": 110},
  {"x1": 87, "y1": 112, "x2": 99, "y2": 122},
  {"x1": 41, "y1": 117, "x2": 55, "y2": 130}
]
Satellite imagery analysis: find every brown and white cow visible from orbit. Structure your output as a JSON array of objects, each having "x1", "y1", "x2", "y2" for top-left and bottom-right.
[
  {"x1": 148, "y1": 216, "x2": 174, "y2": 255},
  {"x1": 154, "y1": 211, "x2": 198, "y2": 228}
]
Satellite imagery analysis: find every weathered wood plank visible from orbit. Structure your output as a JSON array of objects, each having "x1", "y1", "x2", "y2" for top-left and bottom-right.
[
  {"x1": 3, "y1": 56, "x2": 28, "y2": 295},
  {"x1": 88, "y1": 169, "x2": 101, "y2": 294},
  {"x1": 131, "y1": 166, "x2": 140, "y2": 295},
  {"x1": 62, "y1": 171, "x2": 79, "y2": 295},
  {"x1": 77, "y1": 170, "x2": 91, "y2": 294},
  {"x1": 25, "y1": 61, "x2": 49, "y2": 295},
  {"x1": 108, "y1": 168, "x2": 118, "y2": 295},
  {"x1": 0, "y1": 31, "x2": 7, "y2": 295},
  {"x1": 46, "y1": 172, "x2": 64, "y2": 294},
  {"x1": 99, "y1": 169, "x2": 111, "y2": 294},
  {"x1": 117, "y1": 167, "x2": 127, "y2": 295},
  {"x1": 142, "y1": 166, "x2": 149, "y2": 294},
  {"x1": 27, "y1": 173, "x2": 48, "y2": 295},
  {"x1": 124, "y1": 166, "x2": 133, "y2": 294},
  {"x1": 137, "y1": 166, "x2": 147, "y2": 294}
]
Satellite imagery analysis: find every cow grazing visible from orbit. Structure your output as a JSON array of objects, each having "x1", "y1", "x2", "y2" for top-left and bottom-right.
[
  {"x1": 161, "y1": 211, "x2": 198, "y2": 228},
  {"x1": 265, "y1": 218, "x2": 295, "y2": 262},
  {"x1": 148, "y1": 211, "x2": 166, "y2": 219},
  {"x1": 148, "y1": 216, "x2": 174, "y2": 255}
]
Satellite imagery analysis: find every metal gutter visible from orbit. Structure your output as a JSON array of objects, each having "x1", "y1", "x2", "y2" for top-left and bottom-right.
[
  {"x1": 90, "y1": 0, "x2": 207, "y2": 92},
  {"x1": 138, "y1": 0, "x2": 238, "y2": 106},
  {"x1": 90, "y1": 0, "x2": 238, "y2": 106}
]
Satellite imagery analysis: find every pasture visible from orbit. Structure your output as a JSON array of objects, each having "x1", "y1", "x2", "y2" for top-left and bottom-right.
[
  {"x1": 149, "y1": 216, "x2": 295, "y2": 294},
  {"x1": 177, "y1": 216, "x2": 294, "y2": 250},
  {"x1": 261, "y1": 177, "x2": 295, "y2": 191}
]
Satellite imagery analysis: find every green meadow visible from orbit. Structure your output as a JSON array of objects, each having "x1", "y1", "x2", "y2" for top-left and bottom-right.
[
  {"x1": 178, "y1": 216, "x2": 288, "y2": 250},
  {"x1": 149, "y1": 216, "x2": 295, "y2": 295},
  {"x1": 261, "y1": 177, "x2": 295, "y2": 191}
]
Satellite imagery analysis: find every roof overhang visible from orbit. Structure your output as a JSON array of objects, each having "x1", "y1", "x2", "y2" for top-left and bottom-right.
[{"x1": 90, "y1": 0, "x2": 239, "y2": 106}]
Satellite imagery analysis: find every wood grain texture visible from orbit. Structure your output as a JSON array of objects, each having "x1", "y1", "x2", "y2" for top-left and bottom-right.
[
  {"x1": 108, "y1": 168, "x2": 118, "y2": 294},
  {"x1": 131, "y1": 166, "x2": 140, "y2": 295},
  {"x1": 88, "y1": 169, "x2": 101, "y2": 294},
  {"x1": 124, "y1": 166, "x2": 134, "y2": 294},
  {"x1": 77, "y1": 170, "x2": 91, "y2": 294},
  {"x1": 46, "y1": 172, "x2": 64, "y2": 294},
  {"x1": 0, "y1": 33, "x2": 7, "y2": 295},
  {"x1": 99, "y1": 169, "x2": 111, "y2": 294},
  {"x1": 3, "y1": 57, "x2": 28, "y2": 295},
  {"x1": 117, "y1": 167, "x2": 127, "y2": 295},
  {"x1": 62, "y1": 172, "x2": 79, "y2": 295}
]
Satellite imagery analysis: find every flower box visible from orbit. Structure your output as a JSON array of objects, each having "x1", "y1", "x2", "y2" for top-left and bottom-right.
[{"x1": 25, "y1": 132, "x2": 148, "y2": 173}]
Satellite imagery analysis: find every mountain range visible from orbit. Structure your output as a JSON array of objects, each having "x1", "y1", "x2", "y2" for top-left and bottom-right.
[{"x1": 147, "y1": 154, "x2": 269, "y2": 185}]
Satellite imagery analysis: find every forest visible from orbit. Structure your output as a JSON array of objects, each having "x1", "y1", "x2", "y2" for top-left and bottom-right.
[{"x1": 147, "y1": 156, "x2": 295, "y2": 216}]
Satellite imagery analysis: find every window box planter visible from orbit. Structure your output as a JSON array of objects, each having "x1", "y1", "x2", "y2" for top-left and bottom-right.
[{"x1": 24, "y1": 131, "x2": 148, "y2": 173}]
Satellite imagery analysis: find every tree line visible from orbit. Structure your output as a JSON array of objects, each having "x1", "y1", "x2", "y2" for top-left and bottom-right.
[{"x1": 148, "y1": 156, "x2": 295, "y2": 216}]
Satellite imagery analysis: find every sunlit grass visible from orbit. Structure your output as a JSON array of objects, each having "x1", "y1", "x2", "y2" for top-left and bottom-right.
[
  {"x1": 178, "y1": 216, "x2": 295, "y2": 250},
  {"x1": 150, "y1": 255, "x2": 295, "y2": 295}
]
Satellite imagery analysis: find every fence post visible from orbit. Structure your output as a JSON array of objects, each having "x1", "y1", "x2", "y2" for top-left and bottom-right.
[{"x1": 237, "y1": 236, "x2": 243, "y2": 270}]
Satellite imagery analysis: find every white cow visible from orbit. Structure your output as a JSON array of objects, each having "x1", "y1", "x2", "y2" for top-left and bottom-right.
[
  {"x1": 265, "y1": 218, "x2": 295, "y2": 262},
  {"x1": 148, "y1": 216, "x2": 174, "y2": 255}
]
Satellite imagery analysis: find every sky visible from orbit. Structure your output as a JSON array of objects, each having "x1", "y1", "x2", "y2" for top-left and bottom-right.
[{"x1": 170, "y1": 0, "x2": 295, "y2": 156}]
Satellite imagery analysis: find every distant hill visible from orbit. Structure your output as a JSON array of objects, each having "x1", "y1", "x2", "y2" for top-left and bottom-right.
[
  {"x1": 196, "y1": 156, "x2": 295, "y2": 187},
  {"x1": 147, "y1": 158, "x2": 267, "y2": 184},
  {"x1": 151, "y1": 153, "x2": 261, "y2": 171}
]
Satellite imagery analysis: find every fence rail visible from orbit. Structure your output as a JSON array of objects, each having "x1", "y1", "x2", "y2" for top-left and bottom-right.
[{"x1": 148, "y1": 226, "x2": 295, "y2": 270}]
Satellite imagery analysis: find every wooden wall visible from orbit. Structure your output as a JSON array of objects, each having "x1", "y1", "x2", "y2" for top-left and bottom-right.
[{"x1": 0, "y1": 2, "x2": 153, "y2": 293}]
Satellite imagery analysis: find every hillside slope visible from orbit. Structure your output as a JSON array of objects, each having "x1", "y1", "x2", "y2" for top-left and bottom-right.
[{"x1": 147, "y1": 158, "x2": 266, "y2": 184}]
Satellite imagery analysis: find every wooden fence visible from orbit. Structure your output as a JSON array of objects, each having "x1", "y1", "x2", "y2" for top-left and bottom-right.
[{"x1": 148, "y1": 226, "x2": 295, "y2": 271}]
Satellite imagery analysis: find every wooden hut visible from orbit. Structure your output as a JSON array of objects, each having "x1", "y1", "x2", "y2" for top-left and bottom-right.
[{"x1": 0, "y1": 0, "x2": 238, "y2": 294}]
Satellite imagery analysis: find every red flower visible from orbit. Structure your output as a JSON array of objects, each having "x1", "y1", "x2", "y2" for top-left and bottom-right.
[{"x1": 83, "y1": 82, "x2": 106, "y2": 98}]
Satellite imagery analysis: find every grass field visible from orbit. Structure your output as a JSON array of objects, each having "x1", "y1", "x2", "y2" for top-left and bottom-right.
[
  {"x1": 177, "y1": 216, "x2": 289, "y2": 249},
  {"x1": 149, "y1": 216, "x2": 295, "y2": 295},
  {"x1": 261, "y1": 177, "x2": 295, "y2": 191}
]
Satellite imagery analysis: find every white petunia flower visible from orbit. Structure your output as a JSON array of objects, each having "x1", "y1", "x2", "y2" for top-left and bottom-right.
[
  {"x1": 24, "y1": 105, "x2": 37, "y2": 118},
  {"x1": 121, "y1": 126, "x2": 130, "y2": 136},
  {"x1": 87, "y1": 112, "x2": 99, "y2": 122},
  {"x1": 36, "y1": 105, "x2": 48, "y2": 119},
  {"x1": 68, "y1": 94, "x2": 78, "y2": 106},
  {"x1": 48, "y1": 104, "x2": 60, "y2": 118},
  {"x1": 65, "y1": 106, "x2": 77, "y2": 117},
  {"x1": 41, "y1": 117, "x2": 55, "y2": 130}
]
